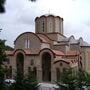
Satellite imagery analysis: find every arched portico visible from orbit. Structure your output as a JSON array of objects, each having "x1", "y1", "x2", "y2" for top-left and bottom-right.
[{"x1": 42, "y1": 52, "x2": 51, "y2": 82}]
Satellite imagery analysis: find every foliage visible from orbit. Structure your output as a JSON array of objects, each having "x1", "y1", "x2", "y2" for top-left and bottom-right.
[
  {"x1": 0, "y1": 39, "x2": 7, "y2": 90},
  {"x1": 60, "y1": 68, "x2": 76, "y2": 90},
  {"x1": 10, "y1": 71, "x2": 38, "y2": 90},
  {"x1": 23, "y1": 72, "x2": 38, "y2": 90},
  {"x1": 56, "y1": 68, "x2": 90, "y2": 90},
  {"x1": 76, "y1": 69, "x2": 90, "y2": 89},
  {"x1": 10, "y1": 70, "x2": 24, "y2": 90},
  {"x1": 0, "y1": 0, "x2": 36, "y2": 13},
  {"x1": 0, "y1": 0, "x2": 6, "y2": 13},
  {"x1": 5, "y1": 45, "x2": 13, "y2": 51}
]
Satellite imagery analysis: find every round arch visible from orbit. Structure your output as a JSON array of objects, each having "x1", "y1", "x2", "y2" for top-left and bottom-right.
[{"x1": 42, "y1": 52, "x2": 51, "y2": 82}]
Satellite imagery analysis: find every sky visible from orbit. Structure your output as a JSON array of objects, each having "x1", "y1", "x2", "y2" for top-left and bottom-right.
[{"x1": 0, "y1": 0, "x2": 90, "y2": 47}]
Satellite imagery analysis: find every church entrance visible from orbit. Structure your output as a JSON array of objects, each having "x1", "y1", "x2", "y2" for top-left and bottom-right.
[
  {"x1": 42, "y1": 52, "x2": 51, "y2": 82},
  {"x1": 16, "y1": 53, "x2": 24, "y2": 77}
]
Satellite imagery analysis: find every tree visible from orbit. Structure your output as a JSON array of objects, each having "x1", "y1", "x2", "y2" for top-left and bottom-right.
[
  {"x1": 59, "y1": 68, "x2": 76, "y2": 90},
  {"x1": 5, "y1": 45, "x2": 14, "y2": 51},
  {"x1": 10, "y1": 71, "x2": 38, "y2": 90},
  {"x1": 23, "y1": 72, "x2": 38, "y2": 90},
  {"x1": 0, "y1": 39, "x2": 7, "y2": 90},
  {"x1": 10, "y1": 70, "x2": 24, "y2": 90},
  {"x1": 56, "y1": 68, "x2": 90, "y2": 90},
  {"x1": 0, "y1": 0, "x2": 6, "y2": 13},
  {"x1": 0, "y1": 0, "x2": 36, "y2": 13},
  {"x1": 76, "y1": 69, "x2": 90, "y2": 90}
]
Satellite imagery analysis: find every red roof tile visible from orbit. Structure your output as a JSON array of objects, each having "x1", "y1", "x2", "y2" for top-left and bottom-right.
[
  {"x1": 54, "y1": 58, "x2": 78, "y2": 66},
  {"x1": 24, "y1": 50, "x2": 31, "y2": 55},
  {"x1": 37, "y1": 34, "x2": 51, "y2": 44},
  {"x1": 52, "y1": 50, "x2": 64, "y2": 56},
  {"x1": 66, "y1": 50, "x2": 79, "y2": 56}
]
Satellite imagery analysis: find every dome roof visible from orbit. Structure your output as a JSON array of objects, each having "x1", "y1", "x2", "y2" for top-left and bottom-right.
[{"x1": 35, "y1": 14, "x2": 63, "y2": 20}]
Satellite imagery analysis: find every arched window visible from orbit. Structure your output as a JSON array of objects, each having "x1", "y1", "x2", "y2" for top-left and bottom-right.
[
  {"x1": 25, "y1": 39, "x2": 27, "y2": 48},
  {"x1": 42, "y1": 21, "x2": 44, "y2": 32},
  {"x1": 42, "y1": 52, "x2": 51, "y2": 81},
  {"x1": 48, "y1": 17, "x2": 53, "y2": 32},
  {"x1": 25, "y1": 37, "x2": 30, "y2": 48}
]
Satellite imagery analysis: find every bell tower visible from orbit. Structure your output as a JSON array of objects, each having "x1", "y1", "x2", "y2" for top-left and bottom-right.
[{"x1": 35, "y1": 14, "x2": 64, "y2": 35}]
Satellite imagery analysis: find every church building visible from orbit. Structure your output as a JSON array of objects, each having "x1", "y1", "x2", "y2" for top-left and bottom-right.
[{"x1": 5, "y1": 14, "x2": 90, "y2": 83}]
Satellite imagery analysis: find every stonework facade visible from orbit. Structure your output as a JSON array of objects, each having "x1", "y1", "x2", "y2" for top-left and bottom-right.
[{"x1": 5, "y1": 14, "x2": 90, "y2": 83}]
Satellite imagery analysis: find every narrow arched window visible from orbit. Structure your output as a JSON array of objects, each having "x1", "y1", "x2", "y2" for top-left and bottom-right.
[
  {"x1": 25, "y1": 37, "x2": 30, "y2": 48},
  {"x1": 42, "y1": 21, "x2": 44, "y2": 32},
  {"x1": 25, "y1": 39, "x2": 27, "y2": 48}
]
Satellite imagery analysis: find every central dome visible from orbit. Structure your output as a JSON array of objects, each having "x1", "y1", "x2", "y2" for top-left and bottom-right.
[{"x1": 35, "y1": 14, "x2": 64, "y2": 34}]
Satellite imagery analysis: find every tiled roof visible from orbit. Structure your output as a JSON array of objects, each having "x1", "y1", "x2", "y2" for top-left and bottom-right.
[
  {"x1": 54, "y1": 58, "x2": 70, "y2": 64},
  {"x1": 5, "y1": 49, "x2": 79, "y2": 58},
  {"x1": 52, "y1": 50, "x2": 64, "y2": 56},
  {"x1": 5, "y1": 49, "x2": 32, "y2": 56},
  {"x1": 66, "y1": 50, "x2": 79, "y2": 56},
  {"x1": 14, "y1": 32, "x2": 51, "y2": 44},
  {"x1": 37, "y1": 34, "x2": 51, "y2": 44},
  {"x1": 38, "y1": 36, "x2": 50, "y2": 43},
  {"x1": 54, "y1": 57, "x2": 78, "y2": 66},
  {"x1": 24, "y1": 50, "x2": 31, "y2": 55},
  {"x1": 35, "y1": 14, "x2": 63, "y2": 21}
]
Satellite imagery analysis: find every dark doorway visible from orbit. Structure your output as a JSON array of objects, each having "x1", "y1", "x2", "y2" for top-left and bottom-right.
[
  {"x1": 42, "y1": 52, "x2": 51, "y2": 82},
  {"x1": 16, "y1": 53, "x2": 24, "y2": 77}
]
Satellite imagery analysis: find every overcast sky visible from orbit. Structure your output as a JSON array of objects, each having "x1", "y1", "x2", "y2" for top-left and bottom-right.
[{"x1": 0, "y1": 0, "x2": 90, "y2": 47}]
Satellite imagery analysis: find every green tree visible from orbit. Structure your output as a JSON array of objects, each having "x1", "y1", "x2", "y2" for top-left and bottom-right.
[
  {"x1": 0, "y1": 0, "x2": 36, "y2": 13},
  {"x1": 0, "y1": 39, "x2": 7, "y2": 90},
  {"x1": 10, "y1": 71, "x2": 24, "y2": 90},
  {"x1": 0, "y1": 0, "x2": 6, "y2": 13},
  {"x1": 10, "y1": 71, "x2": 38, "y2": 90},
  {"x1": 76, "y1": 69, "x2": 89, "y2": 90},
  {"x1": 23, "y1": 72, "x2": 38, "y2": 90},
  {"x1": 60, "y1": 68, "x2": 76, "y2": 90},
  {"x1": 56, "y1": 68, "x2": 90, "y2": 90},
  {"x1": 86, "y1": 74, "x2": 90, "y2": 85}
]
